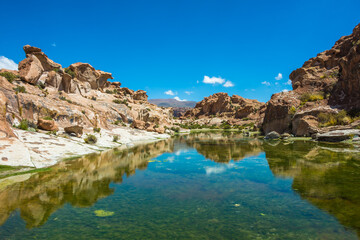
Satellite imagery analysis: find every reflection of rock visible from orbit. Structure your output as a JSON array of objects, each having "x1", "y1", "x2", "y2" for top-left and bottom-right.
[
  {"x1": 264, "y1": 141, "x2": 360, "y2": 236},
  {"x1": 0, "y1": 139, "x2": 174, "y2": 228},
  {"x1": 182, "y1": 132, "x2": 262, "y2": 163}
]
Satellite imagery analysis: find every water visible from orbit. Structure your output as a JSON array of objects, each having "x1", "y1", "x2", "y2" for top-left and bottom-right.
[{"x1": 0, "y1": 132, "x2": 359, "y2": 239}]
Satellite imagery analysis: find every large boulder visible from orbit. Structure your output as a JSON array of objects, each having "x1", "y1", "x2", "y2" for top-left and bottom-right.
[
  {"x1": 69, "y1": 63, "x2": 113, "y2": 89},
  {"x1": 265, "y1": 131, "x2": 281, "y2": 140},
  {"x1": 131, "y1": 120, "x2": 146, "y2": 130},
  {"x1": 64, "y1": 125, "x2": 83, "y2": 137},
  {"x1": 0, "y1": 91, "x2": 16, "y2": 138},
  {"x1": 133, "y1": 90, "x2": 148, "y2": 101},
  {"x1": 292, "y1": 115, "x2": 319, "y2": 137},
  {"x1": 315, "y1": 129, "x2": 360, "y2": 142},
  {"x1": 37, "y1": 118, "x2": 59, "y2": 131}
]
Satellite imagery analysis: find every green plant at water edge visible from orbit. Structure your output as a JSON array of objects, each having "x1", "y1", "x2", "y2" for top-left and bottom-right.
[
  {"x1": 113, "y1": 135, "x2": 119, "y2": 142},
  {"x1": 0, "y1": 72, "x2": 19, "y2": 83},
  {"x1": 84, "y1": 134, "x2": 97, "y2": 144},
  {"x1": 13, "y1": 86, "x2": 26, "y2": 94},
  {"x1": 64, "y1": 67, "x2": 75, "y2": 78},
  {"x1": 171, "y1": 127, "x2": 180, "y2": 133},
  {"x1": 17, "y1": 119, "x2": 29, "y2": 130},
  {"x1": 94, "y1": 210, "x2": 114, "y2": 217},
  {"x1": 318, "y1": 110, "x2": 352, "y2": 127},
  {"x1": 93, "y1": 127, "x2": 101, "y2": 133}
]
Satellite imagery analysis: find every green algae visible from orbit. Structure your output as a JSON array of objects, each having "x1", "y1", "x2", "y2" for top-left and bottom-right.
[{"x1": 94, "y1": 210, "x2": 115, "y2": 217}]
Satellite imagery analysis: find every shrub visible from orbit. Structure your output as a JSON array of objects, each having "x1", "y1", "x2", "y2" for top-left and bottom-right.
[
  {"x1": 113, "y1": 120, "x2": 122, "y2": 125},
  {"x1": 64, "y1": 68, "x2": 75, "y2": 78},
  {"x1": 42, "y1": 116, "x2": 53, "y2": 120},
  {"x1": 91, "y1": 96, "x2": 97, "y2": 101},
  {"x1": 81, "y1": 110, "x2": 86, "y2": 114},
  {"x1": 0, "y1": 72, "x2": 18, "y2": 83},
  {"x1": 13, "y1": 86, "x2": 26, "y2": 94},
  {"x1": 318, "y1": 110, "x2": 351, "y2": 127},
  {"x1": 300, "y1": 92, "x2": 324, "y2": 103},
  {"x1": 17, "y1": 119, "x2": 29, "y2": 130},
  {"x1": 93, "y1": 127, "x2": 101, "y2": 133},
  {"x1": 84, "y1": 134, "x2": 97, "y2": 144},
  {"x1": 171, "y1": 127, "x2": 180, "y2": 133},
  {"x1": 113, "y1": 135, "x2": 119, "y2": 142},
  {"x1": 288, "y1": 106, "x2": 297, "y2": 115}
]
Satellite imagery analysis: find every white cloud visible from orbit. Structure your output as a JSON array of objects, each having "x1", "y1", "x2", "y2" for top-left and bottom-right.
[
  {"x1": 223, "y1": 81, "x2": 234, "y2": 87},
  {"x1": 284, "y1": 79, "x2": 292, "y2": 85},
  {"x1": 261, "y1": 81, "x2": 271, "y2": 86},
  {"x1": 281, "y1": 89, "x2": 289, "y2": 93},
  {"x1": 174, "y1": 96, "x2": 187, "y2": 101},
  {"x1": 203, "y1": 76, "x2": 225, "y2": 85},
  {"x1": 185, "y1": 91, "x2": 193, "y2": 95},
  {"x1": 51, "y1": 42, "x2": 56, "y2": 47},
  {"x1": 275, "y1": 73, "x2": 283, "y2": 80},
  {"x1": 165, "y1": 90, "x2": 175, "y2": 96},
  {"x1": 0, "y1": 56, "x2": 18, "y2": 70}
]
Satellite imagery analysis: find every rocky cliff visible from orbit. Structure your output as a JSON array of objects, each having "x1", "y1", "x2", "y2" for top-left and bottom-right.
[
  {"x1": 263, "y1": 23, "x2": 360, "y2": 136},
  {"x1": 0, "y1": 45, "x2": 173, "y2": 135}
]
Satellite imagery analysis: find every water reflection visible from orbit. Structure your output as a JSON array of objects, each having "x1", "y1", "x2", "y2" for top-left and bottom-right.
[
  {"x1": 0, "y1": 140, "x2": 173, "y2": 228},
  {"x1": 0, "y1": 133, "x2": 359, "y2": 238},
  {"x1": 264, "y1": 141, "x2": 360, "y2": 237}
]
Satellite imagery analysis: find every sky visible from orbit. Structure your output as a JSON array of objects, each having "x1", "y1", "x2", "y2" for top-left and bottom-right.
[{"x1": 1, "y1": 0, "x2": 360, "y2": 103}]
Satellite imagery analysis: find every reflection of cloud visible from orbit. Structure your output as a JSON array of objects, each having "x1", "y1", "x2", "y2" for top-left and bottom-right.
[
  {"x1": 205, "y1": 166, "x2": 226, "y2": 175},
  {"x1": 175, "y1": 149, "x2": 189, "y2": 156},
  {"x1": 166, "y1": 156, "x2": 175, "y2": 163},
  {"x1": 205, "y1": 163, "x2": 235, "y2": 175}
]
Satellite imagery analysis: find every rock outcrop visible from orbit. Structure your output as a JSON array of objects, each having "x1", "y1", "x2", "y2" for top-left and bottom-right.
[
  {"x1": 0, "y1": 45, "x2": 173, "y2": 143},
  {"x1": 263, "y1": 22, "x2": 360, "y2": 136},
  {"x1": 183, "y1": 92, "x2": 265, "y2": 127}
]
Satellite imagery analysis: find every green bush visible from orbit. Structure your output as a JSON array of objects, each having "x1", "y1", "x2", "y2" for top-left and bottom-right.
[
  {"x1": 42, "y1": 116, "x2": 53, "y2": 120},
  {"x1": 84, "y1": 134, "x2": 97, "y2": 144},
  {"x1": 318, "y1": 110, "x2": 351, "y2": 127},
  {"x1": 13, "y1": 86, "x2": 26, "y2": 94},
  {"x1": 64, "y1": 68, "x2": 75, "y2": 78},
  {"x1": 93, "y1": 127, "x2": 101, "y2": 133},
  {"x1": 300, "y1": 92, "x2": 324, "y2": 104},
  {"x1": 0, "y1": 72, "x2": 18, "y2": 83},
  {"x1": 288, "y1": 106, "x2": 297, "y2": 115},
  {"x1": 17, "y1": 119, "x2": 29, "y2": 130},
  {"x1": 113, "y1": 135, "x2": 119, "y2": 142},
  {"x1": 91, "y1": 96, "x2": 97, "y2": 101},
  {"x1": 171, "y1": 127, "x2": 180, "y2": 133}
]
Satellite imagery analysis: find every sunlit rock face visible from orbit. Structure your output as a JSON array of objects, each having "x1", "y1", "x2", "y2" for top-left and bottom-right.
[
  {"x1": 0, "y1": 45, "x2": 173, "y2": 134},
  {"x1": 183, "y1": 93, "x2": 265, "y2": 127},
  {"x1": 264, "y1": 141, "x2": 360, "y2": 237},
  {"x1": 0, "y1": 139, "x2": 174, "y2": 228}
]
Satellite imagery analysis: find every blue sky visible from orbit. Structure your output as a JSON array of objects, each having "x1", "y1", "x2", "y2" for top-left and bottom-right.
[{"x1": 1, "y1": 0, "x2": 359, "y2": 102}]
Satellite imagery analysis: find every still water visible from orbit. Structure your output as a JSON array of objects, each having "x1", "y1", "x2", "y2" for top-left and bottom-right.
[{"x1": 0, "y1": 132, "x2": 359, "y2": 239}]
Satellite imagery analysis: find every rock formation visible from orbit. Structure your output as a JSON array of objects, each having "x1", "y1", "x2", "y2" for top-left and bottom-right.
[
  {"x1": 263, "y1": 23, "x2": 360, "y2": 136},
  {"x1": 182, "y1": 92, "x2": 265, "y2": 127},
  {"x1": 0, "y1": 45, "x2": 174, "y2": 143}
]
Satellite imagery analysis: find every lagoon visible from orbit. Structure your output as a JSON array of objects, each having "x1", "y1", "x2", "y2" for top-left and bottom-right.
[{"x1": 0, "y1": 133, "x2": 359, "y2": 239}]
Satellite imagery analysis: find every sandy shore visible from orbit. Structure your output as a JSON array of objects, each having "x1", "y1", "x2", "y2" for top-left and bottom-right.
[{"x1": 0, "y1": 127, "x2": 170, "y2": 168}]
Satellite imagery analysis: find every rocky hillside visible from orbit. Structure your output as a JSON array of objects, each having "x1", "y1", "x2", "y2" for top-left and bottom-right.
[
  {"x1": 263, "y1": 23, "x2": 360, "y2": 136},
  {"x1": 181, "y1": 92, "x2": 265, "y2": 128}
]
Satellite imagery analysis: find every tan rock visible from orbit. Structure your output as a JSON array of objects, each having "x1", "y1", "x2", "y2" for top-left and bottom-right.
[
  {"x1": 131, "y1": 120, "x2": 146, "y2": 130},
  {"x1": 293, "y1": 115, "x2": 319, "y2": 137},
  {"x1": 64, "y1": 126, "x2": 83, "y2": 137},
  {"x1": 37, "y1": 118, "x2": 59, "y2": 131},
  {"x1": 133, "y1": 90, "x2": 148, "y2": 101}
]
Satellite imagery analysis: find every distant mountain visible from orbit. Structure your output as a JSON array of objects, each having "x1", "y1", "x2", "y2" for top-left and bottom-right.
[{"x1": 148, "y1": 99, "x2": 197, "y2": 108}]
